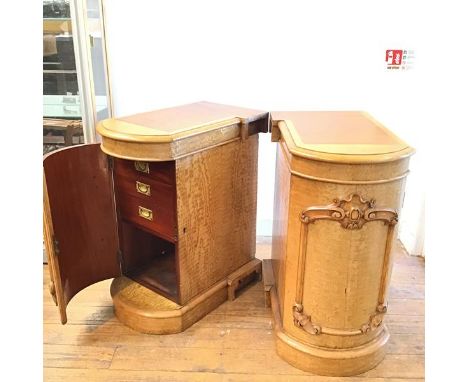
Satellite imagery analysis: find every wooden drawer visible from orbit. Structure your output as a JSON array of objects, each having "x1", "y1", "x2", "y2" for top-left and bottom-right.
[
  {"x1": 113, "y1": 158, "x2": 177, "y2": 241},
  {"x1": 113, "y1": 168, "x2": 173, "y2": 201},
  {"x1": 113, "y1": 158, "x2": 175, "y2": 186},
  {"x1": 116, "y1": 191, "x2": 177, "y2": 242}
]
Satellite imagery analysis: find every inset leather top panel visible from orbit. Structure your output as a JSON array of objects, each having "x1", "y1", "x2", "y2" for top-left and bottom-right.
[
  {"x1": 272, "y1": 111, "x2": 414, "y2": 161},
  {"x1": 97, "y1": 102, "x2": 270, "y2": 161},
  {"x1": 97, "y1": 102, "x2": 269, "y2": 142}
]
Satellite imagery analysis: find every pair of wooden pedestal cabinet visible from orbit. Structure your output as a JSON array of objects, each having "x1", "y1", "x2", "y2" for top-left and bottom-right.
[{"x1": 43, "y1": 102, "x2": 414, "y2": 376}]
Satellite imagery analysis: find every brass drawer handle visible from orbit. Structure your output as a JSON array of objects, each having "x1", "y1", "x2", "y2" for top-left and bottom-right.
[
  {"x1": 138, "y1": 206, "x2": 153, "y2": 221},
  {"x1": 136, "y1": 181, "x2": 151, "y2": 196},
  {"x1": 134, "y1": 161, "x2": 149, "y2": 174}
]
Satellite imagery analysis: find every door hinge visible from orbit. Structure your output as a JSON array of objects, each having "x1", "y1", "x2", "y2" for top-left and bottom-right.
[
  {"x1": 53, "y1": 237, "x2": 60, "y2": 257},
  {"x1": 117, "y1": 249, "x2": 123, "y2": 272},
  {"x1": 108, "y1": 156, "x2": 114, "y2": 171}
]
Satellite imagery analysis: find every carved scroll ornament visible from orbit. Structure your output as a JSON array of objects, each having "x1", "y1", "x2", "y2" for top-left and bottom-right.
[
  {"x1": 300, "y1": 193, "x2": 398, "y2": 229},
  {"x1": 293, "y1": 193, "x2": 398, "y2": 337},
  {"x1": 293, "y1": 302, "x2": 388, "y2": 336},
  {"x1": 293, "y1": 303, "x2": 322, "y2": 335}
]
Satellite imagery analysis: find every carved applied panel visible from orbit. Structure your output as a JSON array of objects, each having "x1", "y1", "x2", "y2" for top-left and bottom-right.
[{"x1": 293, "y1": 193, "x2": 398, "y2": 337}]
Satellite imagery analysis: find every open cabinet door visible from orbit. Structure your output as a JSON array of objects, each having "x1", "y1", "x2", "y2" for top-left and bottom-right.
[{"x1": 43, "y1": 144, "x2": 121, "y2": 324}]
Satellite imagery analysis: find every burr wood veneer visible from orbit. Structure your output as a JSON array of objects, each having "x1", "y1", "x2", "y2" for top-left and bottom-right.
[
  {"x1": 43, "y1": 102, "x2": 267, "y2": 333},
  {"x1": 265, "y1": 111, "x2": 414, "y2": 376}
]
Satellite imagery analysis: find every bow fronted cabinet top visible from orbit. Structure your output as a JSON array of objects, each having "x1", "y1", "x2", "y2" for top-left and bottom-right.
[{"x1": 96, "y1": 101, "x2": 414, "y2": 163}]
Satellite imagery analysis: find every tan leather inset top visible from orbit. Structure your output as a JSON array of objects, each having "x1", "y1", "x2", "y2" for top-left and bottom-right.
[
  {"x1": 97, "y1": 101, "x2": 267, "y2": 142},
  {"x1": 272, "y1": 111, "x2": 414, "y2": 161}
]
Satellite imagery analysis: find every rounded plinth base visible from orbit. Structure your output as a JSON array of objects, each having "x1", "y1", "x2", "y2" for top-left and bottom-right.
[
  {"x1": 275, "y1": 326, "x2": 389, "y2": 376},
  {"x1": 110, "y1": 259, "x2": 262, "y2": 334},
  {"x1": 262, "y1": 260, "x2": 390, "y2": 376},
  {"x1": 110, "y1": 276, "x2": 227, "y2": 334}
]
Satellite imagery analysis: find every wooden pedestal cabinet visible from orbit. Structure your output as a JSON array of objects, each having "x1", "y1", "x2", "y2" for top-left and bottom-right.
[
  {"x1": 43, "y1": 102, "x2": 267, "y2": 333},
  {"x1": 44, "y1": 102, "x2": 415, "y2": 376},
  {"x1": 263, "y1": 111, "x2": 415, "y2": 376}
]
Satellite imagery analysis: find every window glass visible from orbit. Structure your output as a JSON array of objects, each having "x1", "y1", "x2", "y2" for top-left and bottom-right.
[
  {"x1": 43, "y1": 0, "x2": 83, "y2": 154},
  {"x1": 87, "y1": 0, "x2": 111, "y2": 122}
]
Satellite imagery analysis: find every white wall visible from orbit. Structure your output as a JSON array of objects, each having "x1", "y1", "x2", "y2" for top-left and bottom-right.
[{"x1": 103, "y1": 0, "x2": 426, "y2": 252}]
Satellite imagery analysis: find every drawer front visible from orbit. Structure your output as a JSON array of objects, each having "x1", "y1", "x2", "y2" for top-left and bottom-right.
[
  {"x1": 113, "y1": 168, "x2": 173, "y2": 201},
  {"x1": 114, "y1": 158, "x2": 175, "y2": 185},
  {"x1": 113, "y1": 158, "x2": 177, "y2": 241},
  {"x1": 117, "y1": 192, "x2": 176, "y2": 242}
]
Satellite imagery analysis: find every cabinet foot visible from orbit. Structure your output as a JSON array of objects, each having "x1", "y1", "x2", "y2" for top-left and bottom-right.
[
  {"x1": 111, "y1": 258, "x2": 263, "y2": 334},
  {"x1": 268, "y1": 281, "x2": 389, "y2": 376},
  {"x1": 227, "y1": 259, "x2": 262, "y2": 301},
  {"x1": 262, "y1": 259, "x2": 275, "y2": 308}
]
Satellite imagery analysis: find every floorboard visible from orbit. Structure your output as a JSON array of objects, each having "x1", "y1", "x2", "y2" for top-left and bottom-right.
[{"x1": 43, "y1": 240, "x2": 425, "y2": 381}]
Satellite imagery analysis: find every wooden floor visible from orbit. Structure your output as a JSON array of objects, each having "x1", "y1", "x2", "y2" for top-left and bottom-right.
[{"x1": 44, "y1": 240, "x2": 424, "y2": 381}]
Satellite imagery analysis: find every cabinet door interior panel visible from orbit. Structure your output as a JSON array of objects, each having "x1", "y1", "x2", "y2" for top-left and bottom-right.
[{"x1": 43, "y1": 143, "x2": 121, "y2": 323}]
